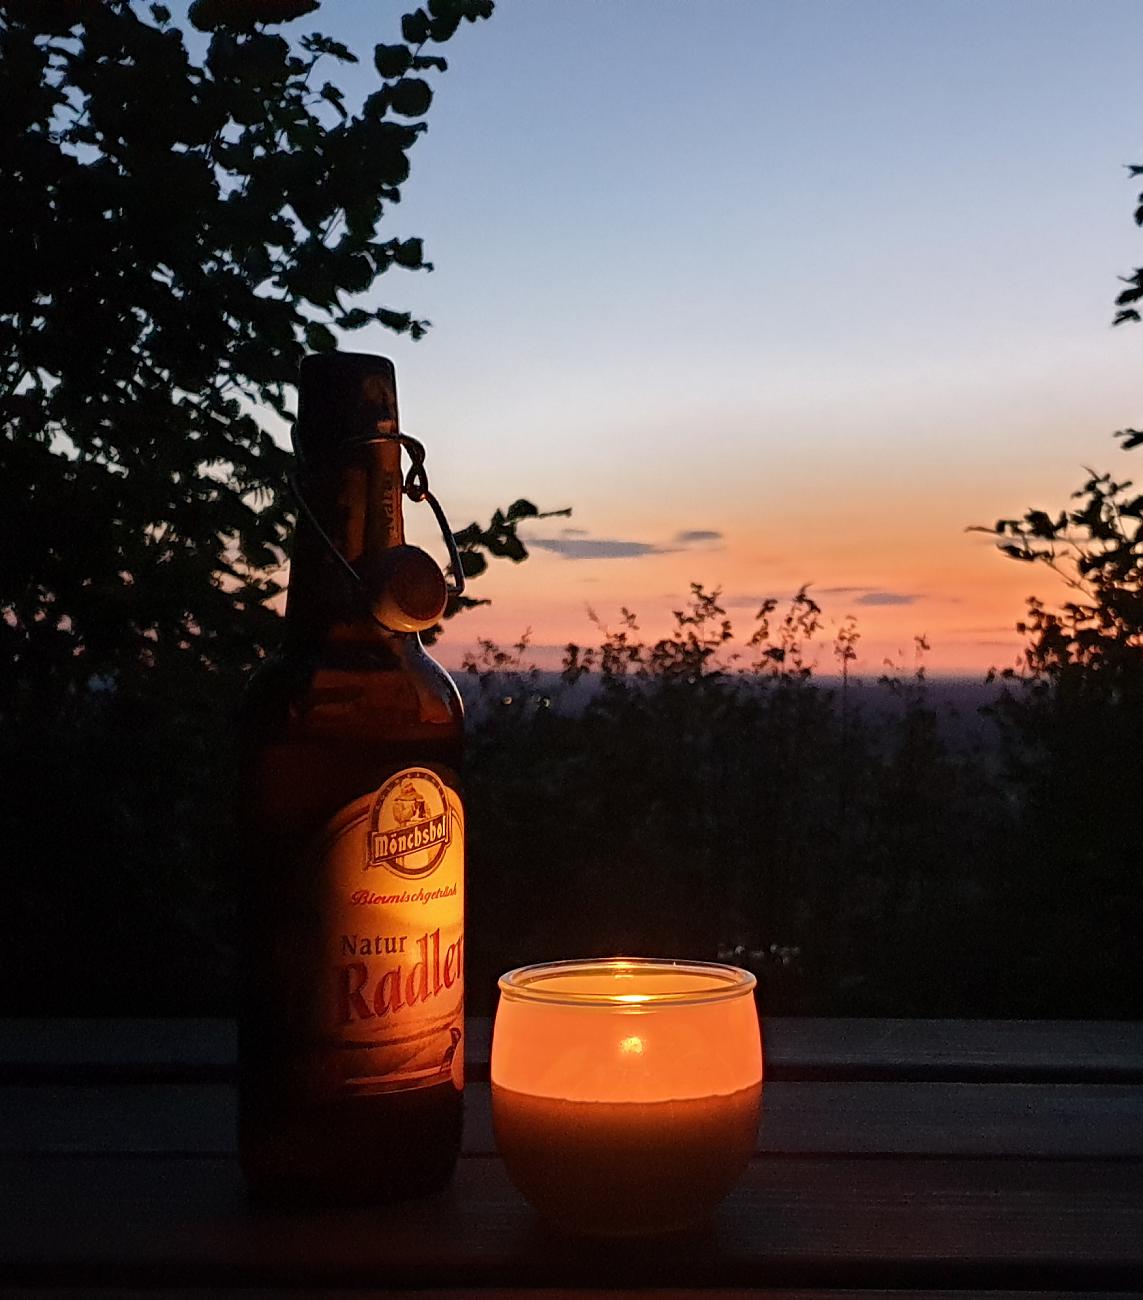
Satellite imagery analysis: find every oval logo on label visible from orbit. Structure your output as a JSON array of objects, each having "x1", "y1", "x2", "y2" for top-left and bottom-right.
[{"x1": 366, "y1": 768, "x2": 452, "y2": 879}]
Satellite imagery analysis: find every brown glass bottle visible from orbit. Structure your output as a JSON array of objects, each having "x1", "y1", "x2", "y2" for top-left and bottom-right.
[{"x1": 238, "y1": 353, "x2": 464, "y2": 1203}]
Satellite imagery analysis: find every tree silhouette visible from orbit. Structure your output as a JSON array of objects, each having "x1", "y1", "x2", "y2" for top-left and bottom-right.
[
  {"x1": 976, "y1": 165, "x2": 1143, "y2": 684},
  {"x1": 0, "y1": 0, "x2": 517, "y2": 705},
  {"x1": 967, "y1": 164, "x2": 1143, "y2": 1017},
  {"x1": 981, "y1": 465, "x2": 1142, "y2": 684}
]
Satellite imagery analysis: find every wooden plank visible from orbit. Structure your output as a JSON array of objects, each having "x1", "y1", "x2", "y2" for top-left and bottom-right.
[
  {"x1": 0, "y1": 1085, "x2": 236, "y2": 1157},
  {"x1": 463, "y1": 1082, "x2": 1143, "y2": 1160},
  {"x1": 3, "y1": 1292, "x2": 1139, "y2": 1300},
  {"x1": 3, "y1": 1018, "x2": 1142, "y2": 1084},
  {"x1": 3, "y1": 1081, "x2": 1142, "y2": 1160},
  {"x1": 0, "y1": 1020, "x2": 236, "y2": 1084},
  {"x1": 0, "y1": 1155, "x2": 1138, "y2": 1290},
  {"x1": 763, "y1": 1019, "x2": 1143, "y2": 1084}
]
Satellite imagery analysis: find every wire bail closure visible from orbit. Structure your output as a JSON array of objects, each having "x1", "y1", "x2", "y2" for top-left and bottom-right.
[
  {"x1": 384, "y1": 431, "x2": 467, "y2": 601},
  {"x1": 289, "y1": 427, "x2": 466, "y2": 632}
]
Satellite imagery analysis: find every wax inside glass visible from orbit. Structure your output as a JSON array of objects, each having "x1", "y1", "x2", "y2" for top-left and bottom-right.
[{"x1": 492, "y1": 958, "x2": 762, "y2": 1102}]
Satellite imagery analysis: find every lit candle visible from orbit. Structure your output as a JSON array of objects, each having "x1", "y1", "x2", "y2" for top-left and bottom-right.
[{"x1": 491, "y1": 958, "x2": 763, "y2": 1236}]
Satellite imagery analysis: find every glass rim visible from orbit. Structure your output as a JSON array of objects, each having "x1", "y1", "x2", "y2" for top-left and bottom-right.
[{"x1": 497, "y1": 956, "x2": 757, "y2": 1008}]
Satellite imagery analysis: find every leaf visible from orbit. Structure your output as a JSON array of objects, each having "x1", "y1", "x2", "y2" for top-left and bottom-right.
[
  {"x1": 452, "y1": 523, "x2": 484, "y2": 548},
  {"x1": 487, "y1": 531, "x2": 528, "y2": 562},
  {"x1": 374, "y1": 307, "x2": 415, "y2": 333},
  {"x1": 1025, "y1": 510, "x2": 1057, "y2": 537},
  {"x1": 388, "y1": 77, "x2": 432, "y2": 117},
  {"x1": 429, "y1": 12, "x2": 461, "y2": 42},
  {"x1": 304, "y1": 321, "x2": 337, "y2": 351},
  {"x1": 334, "y1": 307, "x2": 373, "y2": 329},
  {"x1": 300, "y1": 33, "x2": 357, "y2": 62},
  {"x1": 458, "y1": 550, "x2": 488, "y2": 578},
  {"x1": 505, "y1": 498, "x2": 538, "y2": 521},
  {"x1": 189, "y1": 0, "x2": 226, "y2": 31},
  {"x1": 401, "y1": 9, "x2": 432, "y2": 44},
  {"x1": 374, "y1": 42, "x2": 412, "y2": 79},
  {"x1": 319, "y1": 82, "x2": 346, "y2": 117},
  {"x1": 150, "y1": 3, "x2": 172, "y2": 22},
  {"x1": 391, "y1": 237, "x2": 426, "y2": 268},
  {"x1": 362, "y1": 89, "x2": 390, "y2": 120},
  {"x1": 257, "y1": 0, "x2": 319, "y2": 19},
  {"x1": 241, "y1": 244, "x2": 273, "y2": 281},
  {"x1": 341, "y1": 254, "x2": 378, "y2": 292}
]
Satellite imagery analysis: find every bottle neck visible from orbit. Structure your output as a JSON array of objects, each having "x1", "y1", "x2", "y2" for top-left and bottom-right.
[{"x1": 285, "y1": 440, "x2": 407, "y2": 643}]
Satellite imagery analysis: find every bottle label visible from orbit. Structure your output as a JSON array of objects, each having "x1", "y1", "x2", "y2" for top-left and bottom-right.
[{"x1": 309, "y1": 765, "x2": 464, "y2": 1097}]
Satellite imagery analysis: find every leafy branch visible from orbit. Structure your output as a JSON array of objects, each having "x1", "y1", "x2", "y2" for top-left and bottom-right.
[{"x1": 0, "y1": 0, "x2": 515, "y2": 699}]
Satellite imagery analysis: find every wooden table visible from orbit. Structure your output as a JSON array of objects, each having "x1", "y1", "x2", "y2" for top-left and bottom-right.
[{"x1": 1, "y1": 1018, "x2": 1141, "y2": 1297}]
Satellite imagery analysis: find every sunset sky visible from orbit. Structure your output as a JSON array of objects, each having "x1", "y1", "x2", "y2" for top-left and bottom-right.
[{"x1": 297, "y1": 0, "x2": 1143, "y2": 676}]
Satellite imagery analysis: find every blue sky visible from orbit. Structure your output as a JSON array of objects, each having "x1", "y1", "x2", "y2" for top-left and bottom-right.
[{"x1": 281, "y1": 0, "x2": 1143, "y2": 671}]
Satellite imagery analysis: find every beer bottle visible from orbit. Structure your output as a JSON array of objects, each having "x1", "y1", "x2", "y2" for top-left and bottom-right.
[{"x1": 238, "y1": 352, "x2": 465, "y2": 1202}]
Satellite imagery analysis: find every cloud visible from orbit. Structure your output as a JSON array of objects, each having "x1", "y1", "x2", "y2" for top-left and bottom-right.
[
  {"x1": 817, "y1": 585, "x2": 924, "y2": 607},
  {"x1": 522, "y1": 524, "x2": 720, "y2": 561},
  {"x1": 854, "y1": 591, "x2": 920, "y2": 607},
  {"x1": 529, "y1": 536, "x2": 672, "y2": 560},
  {"x1": 722, "y1": 586, "x2": 923, "y2": 610},
  {"x1": 674, "y1": 529, "x2": 724, "y2": 544}
]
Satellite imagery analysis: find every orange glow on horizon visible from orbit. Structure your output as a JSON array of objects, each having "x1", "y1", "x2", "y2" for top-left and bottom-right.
[
  {"x1": 379, "y1": 416, "x2": 1126, "y2": 680},
  {"x1": 431, "y1": 530, "x2": 1041, "y2": 679}
]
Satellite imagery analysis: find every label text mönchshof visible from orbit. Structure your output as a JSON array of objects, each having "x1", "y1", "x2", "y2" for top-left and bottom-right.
[{"x1": 369, "y1": 812, "x2": 449, "y2": 866}]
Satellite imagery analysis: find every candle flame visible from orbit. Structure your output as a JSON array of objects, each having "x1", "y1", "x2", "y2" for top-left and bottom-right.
[{"x1": 614, "y1": 993, "x2": 650, "y2": 1003}]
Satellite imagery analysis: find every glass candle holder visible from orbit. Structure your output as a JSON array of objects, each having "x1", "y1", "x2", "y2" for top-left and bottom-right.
[{"x1": 491, "y1": 957, "x2": 763, "y2": 1237}]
